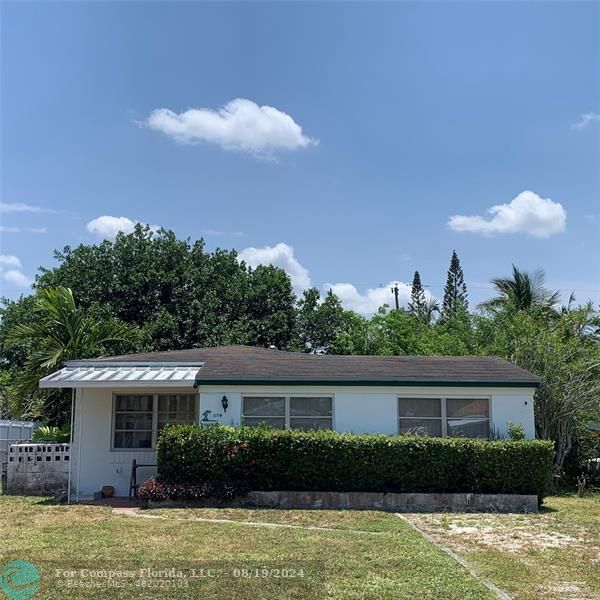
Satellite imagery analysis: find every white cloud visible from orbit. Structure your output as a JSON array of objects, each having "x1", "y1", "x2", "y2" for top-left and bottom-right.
[
  {"x1": 0, "y1": 255, "x2": 32, "y2": 288},
  {"x1": 572, "y1": 112, "x2": 600, "y2": 131},
  {"x1": 0, "y1": 226, "x2": 47, "y2": 234},
  {"x1": 0, "y1": 255, "x2": 22, "y2": 269},
  {"x1": 144, "y1": 98, "x2": 317, "y2": 156},
  {"x1": 448, "y1": 190, "x2": 566, "y2": 238},
  {"x1": 86, "y1": 215, "x2": 160, "y2": 240},
  {"x1": 326, "y1": 281, "x2": 409, "y2": 314},
  {"x1": 236, "y1": 241, "x2": 435, "y2": 314},
  {"x1": 202, "y1": 229, "x2": 245, "y2": 237},
  {"x1": 3, "y1": 269, "x2": 33, "y2": 287},
  {"x1": 326, "y1": 281, "x2": 437, "y2": 314},
  {"x1": 238, "y1": 242, "x2": 311, "y2": 292},
  {"x1": 0, "y1": 202, "x2": 58, "y2": 214}
]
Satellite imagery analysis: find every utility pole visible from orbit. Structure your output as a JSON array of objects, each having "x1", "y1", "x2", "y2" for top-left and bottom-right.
[{"x1": 391, "y1": 284, "x2": 400, "y2": 311}]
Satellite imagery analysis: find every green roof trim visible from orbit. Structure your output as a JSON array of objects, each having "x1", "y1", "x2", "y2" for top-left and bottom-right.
[{"x1": 194, "y1": 379, "x2": 539, "y2": 388}]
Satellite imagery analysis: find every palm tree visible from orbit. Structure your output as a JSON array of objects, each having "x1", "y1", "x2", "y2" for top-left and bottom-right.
[
  {"x1": 480, "y1": 265, "x2": 560, "y2": 312},
  {"x1": 422, "y1": 298, "x2": 440, "y2": 325},
  {"x1": 6, "y1": 287, "x2": 138, "y2": 417}
]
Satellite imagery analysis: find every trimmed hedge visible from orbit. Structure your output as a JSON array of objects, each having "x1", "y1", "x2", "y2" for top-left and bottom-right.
[{"x1": 156, "y1": 425, "x2": 554, "y2": 499}]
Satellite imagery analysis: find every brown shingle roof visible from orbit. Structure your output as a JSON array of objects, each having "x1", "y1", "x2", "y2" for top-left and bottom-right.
[{"x1": 89, "y1": 345, "x2": 540, "y2": 387}]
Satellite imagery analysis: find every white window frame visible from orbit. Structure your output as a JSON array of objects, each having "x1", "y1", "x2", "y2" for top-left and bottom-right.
[
  {"x1": 241, "y1": 395, "x2": 335, "y2": 430},
  {"x1": 398, "y1": 394, "x2": 491, "y2": 438},
  {"x1": 111, "y1": 392, "x2": 198, "y2": 451}
]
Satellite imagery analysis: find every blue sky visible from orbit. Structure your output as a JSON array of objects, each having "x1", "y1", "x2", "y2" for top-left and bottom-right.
[{"x1": 1, "y1": 1, "x2": 599, "y2": 312}]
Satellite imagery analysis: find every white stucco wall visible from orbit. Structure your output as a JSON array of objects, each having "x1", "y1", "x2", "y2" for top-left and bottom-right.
[
  {"x1": 71, "y1": 386, "x2": 196, "y2": 499},
  {"x1": 198, "y1": 385, "x2": 536, "y2": 438},
  {"x1": 71, "y1": 384, "x2": 536, "y2": 499}
]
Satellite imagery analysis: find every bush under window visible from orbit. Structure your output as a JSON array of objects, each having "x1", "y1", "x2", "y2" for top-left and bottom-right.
[{"x1": 153, "y1": 424, "x2": 554, "y2": 500}]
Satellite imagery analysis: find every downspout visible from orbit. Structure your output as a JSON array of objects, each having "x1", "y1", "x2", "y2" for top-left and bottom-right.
[
  {"x1": 67, "y1": 388, "x2": 75, "y2": 504},
  {"x1": 76, "y1": 387, "x2": 84, "y2": 503}
]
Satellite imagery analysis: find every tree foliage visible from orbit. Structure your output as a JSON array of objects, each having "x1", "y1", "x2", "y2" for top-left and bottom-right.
[
  {"x1": 441, "y1": 250, "x2": 468, "y2": 320},
  {"x1": 475, "y1": 304, "x2": 600, "y2": 469},
  {"x1": 34, "y1": 225, "x2": 298, "y2": 352},
  {"x1": 408, "y1": 271, "x2": 427, "y2": 318},
  {"x1": 296, "y1": 288, "x2": 344, "y2": 353},
  {"x1": 480, "y1": 264, "x2": 560, "y2": 313},
  {"x1": 5, "y1": 287, "x2": 137, "y2": 422}
]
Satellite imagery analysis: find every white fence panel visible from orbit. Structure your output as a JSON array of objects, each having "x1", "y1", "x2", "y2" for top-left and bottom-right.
[{"x1": 0, "y1": 420, "x2": 36, "y2": 465}]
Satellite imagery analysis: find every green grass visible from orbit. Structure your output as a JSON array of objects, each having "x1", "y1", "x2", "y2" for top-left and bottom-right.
[
  {"x1": 0, "y1": 495, "x2": 494, "y2": 600},
  {"x1": 144, "y1": 506, "x2": 409, "y2": 532},
  {"x1": 403, "y1": 493, "x2": 600, "y2": 600}
]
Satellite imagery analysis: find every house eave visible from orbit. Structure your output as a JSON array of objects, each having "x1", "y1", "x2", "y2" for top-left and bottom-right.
[
  {"x1": 39, "y1": 380, "x2": 197, "y2": 389},
  {"x1": 39, "y1": 364, "x2": 202, "y2": 389},
  {"x1": 194, "y1": 379, "x2": 540, "y2": 388}
]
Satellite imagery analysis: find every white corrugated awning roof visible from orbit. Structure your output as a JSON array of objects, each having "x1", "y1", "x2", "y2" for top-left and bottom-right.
[{"x1": 39, "y1": 362, "x2": 202, "y2": 388}]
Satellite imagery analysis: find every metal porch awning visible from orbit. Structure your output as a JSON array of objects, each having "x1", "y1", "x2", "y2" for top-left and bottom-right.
[{"x1": 39, "y1": 363, "x2": 202, "y2": 388}]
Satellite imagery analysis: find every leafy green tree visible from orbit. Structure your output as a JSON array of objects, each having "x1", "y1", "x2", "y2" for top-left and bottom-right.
[
  {"x1": 296, "y1": 288, "x2": 344, "y2": 353},
  {"x1": 5, "y1": 287, "x2": 138, "y2": 422},
  {"x1": 476, "y1": 305, "x2": 600, "y2": 469},
  {"x1": 1, "y1": 295, "x2": 45, "y2": 419},
  {"x1": 441, "y1": 250, "x2": 468, "y2": 320},
  {"x1": 480, "y1": 264, "x2": 560, "y2": 312},
  {"x1": 333, "y1": 307, "x2": 431, "y2": 356},
  {"x1": 407, "y1": 271, "x2": 427, "y2": 318},
  {"x1": 0, "y1": 370, "x2": 12, "y2": 419},
  {"x1": 35, "y1": 225, "x2": 299, "y2": 351},
  {"x1": 331, "y1": 311, "x2": 378, "y2": 355},
  {"x1": 245, "y1": 265, "x2": 297, "y2": 349}
]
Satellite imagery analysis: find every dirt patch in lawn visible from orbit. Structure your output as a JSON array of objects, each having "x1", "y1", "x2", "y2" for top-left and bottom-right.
[
  {"x1": 402, "y1": 497, "x2": 600, "y2": 600},
  {"x1": 405, "y1": 513, "x2": 591, "y2": 553}
]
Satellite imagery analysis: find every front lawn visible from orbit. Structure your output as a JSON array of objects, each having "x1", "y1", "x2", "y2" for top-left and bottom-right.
[
  {"x1": 403, "y1": 494, "x2": 600, "y2": 600},
  {"x1": 3, "y1": 494, "x2": 597, "y2": 599},
  {"x1": 0, "y1": 495, "x2": 493, "y2": 599}
]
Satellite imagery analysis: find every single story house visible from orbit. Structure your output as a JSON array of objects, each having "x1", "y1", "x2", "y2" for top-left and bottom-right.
[{"x1": 39, "y1": 345, "x2": 540, "y2": 500}]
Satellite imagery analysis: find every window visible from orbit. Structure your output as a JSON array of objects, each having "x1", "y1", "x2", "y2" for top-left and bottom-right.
[
  {"x1": 446, "y1": 398, "x2": 489, "y2": 439},
  {"x1": 398, "y1": 397, "x2": 490, "y2": 438},
  {"x1": 399, "y1": 398, "x2": 442, "y2": 436},
  {"x1": 158, "y1": 394, "x2": 197, "y2": 433},
  {"x1": 290, "y1": 397, "x2": 333, "y2": 430},
  {"x1": 242, "y1": 396, "x2": 333, "y2": 430},
  {"x1": 113, "y1": 395, "x2": 154, "y2": 450},
  {"x1": 242, "y1": 397, "x2": 285, "y2": 429},
  {"x1": 112, "y1": 393, "x2": 197, "y2": 450}
]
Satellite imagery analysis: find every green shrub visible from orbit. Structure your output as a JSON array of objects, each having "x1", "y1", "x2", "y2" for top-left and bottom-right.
[
  {"x1": 32, "y1": 425, "x2": 70, "y2": 443},
  {"x1": 157, "y1": 425, "x2": 554, "y2": 499},
  {"x1": 563, "y1": 426, "x2": 600, "y2": 485},
  {"x1": 507, "y1": 421, "x2": 526, "y2": 441}
]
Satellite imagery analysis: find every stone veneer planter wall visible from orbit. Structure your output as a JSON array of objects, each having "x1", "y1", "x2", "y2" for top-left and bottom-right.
[{"x1": 148, "y1": 490, "x2": 539, "y2": 513}]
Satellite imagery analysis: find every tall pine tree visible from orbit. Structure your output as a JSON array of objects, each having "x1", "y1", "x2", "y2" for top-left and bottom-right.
[
  {"x1": 441, "y1": 250, "x2": 468, "y2": 320},
  {"x1": 408, "y1": 271, "x2": 426, "y2": 317}
]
